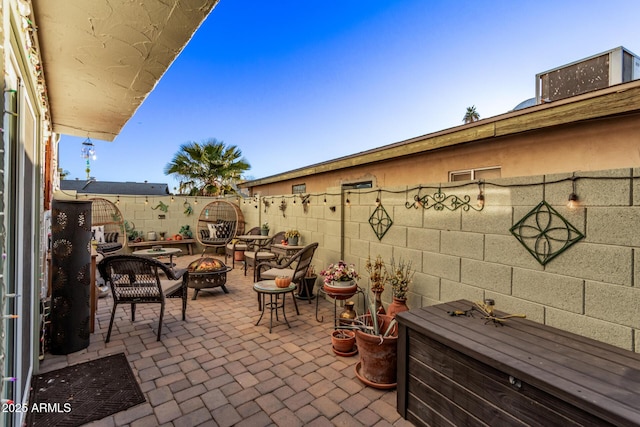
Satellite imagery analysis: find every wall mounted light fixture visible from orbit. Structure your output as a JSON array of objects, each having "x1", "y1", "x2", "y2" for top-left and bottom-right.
[{"x1": 476, "y1": 181, "x2": 485, "y2": 209}]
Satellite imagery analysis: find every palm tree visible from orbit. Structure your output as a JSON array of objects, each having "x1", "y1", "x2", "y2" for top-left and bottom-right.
[
  {"x1": 463, "y1": 105, "x2": 480, "y2": 124},
  {"x1": 164, "y1": 138, "x2": 250, "y2": 196}
]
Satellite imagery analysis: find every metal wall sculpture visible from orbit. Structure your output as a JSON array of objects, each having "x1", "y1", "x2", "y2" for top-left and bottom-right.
[
  {"x1": 50, "y1": 200, "x2": 92, "y2": 354},
  {"x1": 510, "y1": 200, "x2": 584, "y2": 265},
  {"x1": 369, "y1": 192, "x2": 393, "y2": 240},
  {"x1": 406, "y1": 187, "x2": 484, "y2": 212}
]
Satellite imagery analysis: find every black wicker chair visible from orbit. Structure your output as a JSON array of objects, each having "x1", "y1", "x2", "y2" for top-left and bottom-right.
[
  {"x1": 225, "y1": 226, "x2": 260, "y2": 268},
  {"x1": 97, "y1": 254, "x2": 188, "y2": 342},
  {"x1": 255, "y1": 242, "x2": 318, "y2": 310},
  {"x1": 244, "y1": 230, "x2": 286, "y2": 277}
]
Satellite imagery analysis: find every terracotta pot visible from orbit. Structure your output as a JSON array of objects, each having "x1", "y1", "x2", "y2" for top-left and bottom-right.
[
  {"x1": 354, "y1": 314, "x2": 398, "y2": 386},
  {"x1": 331, "y1": 330, "x2": 356, "y2": 353},
  {"x1": 387, "y1": 297, "x2": 409, "y2": 318},
  {"x1": 234, "y1": 250, "x2": 245, "y2": 261}
]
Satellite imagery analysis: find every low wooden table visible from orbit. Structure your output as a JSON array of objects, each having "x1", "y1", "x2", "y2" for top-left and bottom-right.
[
  {"x1": 396, "y1": 299, "x2": 640, "y2": 427},
  {"x1": 128, "y1": 238, "x2": 195, "y2": 255},
  {"x1": 133, "y1": 248, "x2": 182, "y2": 269}
]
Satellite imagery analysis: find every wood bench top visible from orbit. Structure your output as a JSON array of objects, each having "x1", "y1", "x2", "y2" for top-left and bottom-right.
[
  {"x1": 128, "y1": 239, "x2": 195, "y2": 247},
  {"x1": 396, "y1": 299, "x2": 640, "y2": 427},
  {"x1": 127, "y1": 239, "x2": 195, "y2": 255}
]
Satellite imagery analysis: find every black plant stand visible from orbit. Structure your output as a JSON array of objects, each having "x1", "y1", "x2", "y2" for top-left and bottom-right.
[{"x1": 296, "y1": 275, "x2": 317, "y2": 303}]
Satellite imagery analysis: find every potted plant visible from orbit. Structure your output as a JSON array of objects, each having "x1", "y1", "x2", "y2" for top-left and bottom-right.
[
  {"x1": 387, "y1": 258, "x2": 415, "y2": 318},
  {"x1": 124, "y1": 220, "x2": 143, "y2": 242},
  {"x1": 285, "y1": 229, "x2": 300, "y2": 245},
  {"x1": 331, "y1": 329, "x2": 356, "y2": 355},
  {"x1": 179, "y1": 224, "x2": 193, "y2": 239},
  {"x1": 365, "y1": 255, "x2": 388, "y2": 314},
  {"x1": 300, "y1": 265, "x2": 317, "y2": 300},
  {"x1": 260, "y1": 222, "x2": 270, "y2": 236},
  {"x1": 320, "y1": 261, "x2": 359, "y2": 298},
  {"x1": 351, "y1": 297, "x2": 398, "y2": 388}
]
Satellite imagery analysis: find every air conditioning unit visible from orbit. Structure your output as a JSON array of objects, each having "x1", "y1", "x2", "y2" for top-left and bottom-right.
[{"x1": 536, "y1": 46, "x2": 640, "y2": 104}]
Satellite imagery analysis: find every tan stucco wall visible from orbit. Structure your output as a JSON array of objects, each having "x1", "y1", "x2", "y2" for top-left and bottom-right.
[{"x1": 250, "y1": 113, "x2": 640, "y2": 196}]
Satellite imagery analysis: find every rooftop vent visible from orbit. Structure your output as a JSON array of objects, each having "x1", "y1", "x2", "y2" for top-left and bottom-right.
[{"x1": 535, "y1": 46, "x2": 640, "y2": 104}]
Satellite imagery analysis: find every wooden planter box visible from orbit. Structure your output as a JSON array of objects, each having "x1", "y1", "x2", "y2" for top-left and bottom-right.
[{"x1": 396, "y1": 300, "x2": 640, "y2": 427}]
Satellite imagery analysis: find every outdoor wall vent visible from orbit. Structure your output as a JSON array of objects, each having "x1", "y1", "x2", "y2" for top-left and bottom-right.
[{"x1": 535, "y1": 46, "x2": 640, "y2": 104}]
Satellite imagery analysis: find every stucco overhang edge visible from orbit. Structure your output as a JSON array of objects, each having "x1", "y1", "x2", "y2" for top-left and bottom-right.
[
  {"x1": 32, "y1": 0, "x2": 220, "y2": 142},
  {"x1": 243, "y1": 80, "x2": 640, "y2": 188}
]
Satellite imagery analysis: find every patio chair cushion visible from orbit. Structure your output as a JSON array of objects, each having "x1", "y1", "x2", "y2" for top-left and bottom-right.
[
  {"x1": 244, "y1": 251, "x2": 276, "y2": 261},
  {"x1": 260, "y1": 267, "x2": 295, "y2": 280},
  {"x1": 104, "y1": 232, "x2": 119, "y2": 243},
  {"x1": 207, "y1": 223, "x2": 221, "y2": 238},
  {"x1": 96, "y1": 241, "x2": 122, "y2": 255},
  {"x1": 91, "y1": 225, "x2": 105, "y2": 243},
  {"x1": 201, "y1": 220, "x2": 236, "y2": 244},
  {"x1": 226, "y1": 242, "x2": 248, "y2": 251}
]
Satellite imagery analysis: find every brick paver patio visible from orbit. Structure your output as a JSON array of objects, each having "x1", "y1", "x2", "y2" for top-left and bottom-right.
[{"x1": 38, "y1": 254, "x2": 415, "y2": 427}]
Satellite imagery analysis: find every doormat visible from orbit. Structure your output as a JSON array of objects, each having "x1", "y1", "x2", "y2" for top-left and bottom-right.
[{"x1": 25, "y1": 353, "x2": 145, "y2": 427}]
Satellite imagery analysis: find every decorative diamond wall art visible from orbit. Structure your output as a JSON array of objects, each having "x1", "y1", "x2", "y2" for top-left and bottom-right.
[
  {"x1": 369, "y1": 200, "x2": 393, "y2": 241},
  {"x1": 510, "y1": 200, "x2": 584, "y2": 265}
]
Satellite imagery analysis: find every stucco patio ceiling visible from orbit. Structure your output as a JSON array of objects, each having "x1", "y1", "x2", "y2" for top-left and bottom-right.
[{"x1": 32, "y1": 0, "x2": 219, "y2": 141}]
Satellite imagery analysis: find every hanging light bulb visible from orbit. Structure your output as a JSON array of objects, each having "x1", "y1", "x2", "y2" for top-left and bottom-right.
[
  {"x1": 194, "y1": 196, "x2": 198, "y2": 205},
  {"x1": 115, "y1": 195, "x2": 120, "y2": 205},
  {"x1": 144, "y1": 196, "x2": 149, "y2": 205},
  {"x1": 477, "y1": 192, "x2": 485, "y2": 208},
  {"x1": 567, "y1": 174, "x2": 579, "y2": 209},
  {"x1": 171, "y1": 195, "x2": 175, "y2": 202},
  {"x1": 375, "y1": 198, "x2": 381, "y2": 207}
]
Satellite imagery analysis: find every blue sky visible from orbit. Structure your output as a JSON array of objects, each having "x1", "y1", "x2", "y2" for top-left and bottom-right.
[{"x1": 58, "y1": 0, "x2": 640, "y2": 192}]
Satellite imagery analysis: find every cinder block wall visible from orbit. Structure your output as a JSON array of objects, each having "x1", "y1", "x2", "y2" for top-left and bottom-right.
[
  {"x1": 52, "y1": 193, "x2": 204, "y2": 243},
  {"x1": 252, "y1": 167, "x2": 640, "y2": 352}
]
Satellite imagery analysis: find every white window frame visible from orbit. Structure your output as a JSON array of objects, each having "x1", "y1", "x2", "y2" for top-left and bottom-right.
[{"x1": 449, "y1": 166, "x2": 501, "y2": 181}]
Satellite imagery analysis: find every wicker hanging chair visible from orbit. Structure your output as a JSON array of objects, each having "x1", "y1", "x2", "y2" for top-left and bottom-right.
[
  {"x1": 90, "y1": 198, "x2": 125, "y2": 254},
  {"x1": 196, "y1": 200, "x2": 245, "y2": 255}
]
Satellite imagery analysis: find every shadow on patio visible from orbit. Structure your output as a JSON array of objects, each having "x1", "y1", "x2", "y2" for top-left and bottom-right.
[{"x1": 39, "y1": 254, "x2": 414, "y2": 427}]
